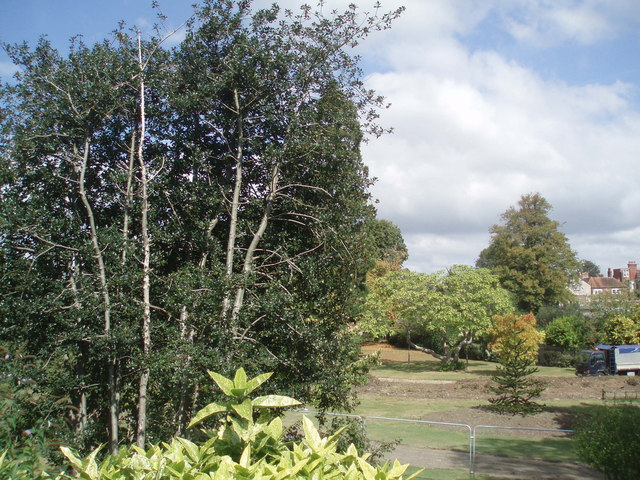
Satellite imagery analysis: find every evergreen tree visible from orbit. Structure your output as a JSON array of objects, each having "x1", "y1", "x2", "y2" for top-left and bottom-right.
[{"x1": 488, "y1": 313, "x2": 545, "y2": 415}]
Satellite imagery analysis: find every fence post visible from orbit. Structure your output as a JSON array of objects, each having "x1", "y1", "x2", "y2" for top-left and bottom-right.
[{"x1": 469, "y1": 427, "x2": 476, "y2": 479}]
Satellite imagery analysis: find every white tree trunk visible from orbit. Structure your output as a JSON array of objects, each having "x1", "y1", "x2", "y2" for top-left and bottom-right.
[
  {"x1": 231, "y1": 162, "x2": 280, "y2": 322},
  {"x1": 222, "y1": 89, "x2": 244, "y2": 318},
  {"x1": 135, "y1": 35, "x2": 151, "y2": 449},
  {"x1": 77, "y1": 138, "x2": 119, "y2": 454}
]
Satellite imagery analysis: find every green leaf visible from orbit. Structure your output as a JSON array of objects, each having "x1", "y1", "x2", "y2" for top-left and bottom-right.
[
  {"x1": 232, "y1": 398, "x2": 254, "y2": 421},
  {"x1": 233, "y1": 368, "x2": 248, "y2": 388},
  {"x1": 357, "y1": 456, "x2": 378, "y2": 480},
  {"x1": 188, "y1": 401, "x2": 226, "y2": 428},
  {"x1": 208, "y1": 371, "x2": 235, "y2": 396},
  {"x1": 265, "y1": 416, "x2": 283, "y2": 439},
  {"x1": 60, "y1": 446, "x2": 84, "y2": 471},
  {"x1": 176, "y1": 437, "x2": 199, "y2": 462},
  {"x1": 239, "y1": 444, "x2": 251, "y2": 468},
  {"x1": 302, "y1": 416, "x2": 322, "y2": 449},
  {"x1": 252, "y1": 395, "x2": 301, "y2": 408},
  {"x1": 245, "y1": 372, "x2": 272, "y2": 394}
]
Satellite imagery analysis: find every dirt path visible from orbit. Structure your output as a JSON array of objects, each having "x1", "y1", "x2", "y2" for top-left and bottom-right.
[{"x1": 385, "y1": 444, "x2": 605, "y2": 480}]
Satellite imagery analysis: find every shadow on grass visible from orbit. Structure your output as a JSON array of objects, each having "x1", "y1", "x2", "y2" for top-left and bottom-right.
[
  {"x1": 375, "y1": 360, "x2": 497, "y2": 377},
  {"x1": 375, "y1": 360, "x2": 441, "y2": 373}
]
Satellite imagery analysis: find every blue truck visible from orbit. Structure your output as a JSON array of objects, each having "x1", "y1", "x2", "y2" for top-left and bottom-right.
[{"x1": 576, "y1": 344, "x2": 640, "y2": 376}]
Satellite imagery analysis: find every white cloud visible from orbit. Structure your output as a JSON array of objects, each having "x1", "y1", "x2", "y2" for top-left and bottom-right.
[
  {"x1": 359, "y1": 2, "x2": 640, "y2": 273},
  {"x1": 501, "y1": 0, "x2": 640, "y2": 47}
]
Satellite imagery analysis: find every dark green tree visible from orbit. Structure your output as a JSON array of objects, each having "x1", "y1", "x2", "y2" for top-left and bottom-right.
[
  {"x1": 369, "y1": 219, "x2": 408, "y2": 266},
  {"x1": 476, "y1": 193, "x2": 580, "y2": 313},
  {"x1": 0, "y1": 0, "x2": 403, "y2": 452},
  {"x1": 575, "y1": 406, "x2": 640, "y2": 480},
  {"x1": 581, "y1": 259, "x2": 601, "y2": 277}
]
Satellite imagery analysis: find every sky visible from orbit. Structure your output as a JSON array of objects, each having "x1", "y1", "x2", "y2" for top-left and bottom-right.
[{"x1": 1, "y1": 0, "x2": 639, "y2": 275}]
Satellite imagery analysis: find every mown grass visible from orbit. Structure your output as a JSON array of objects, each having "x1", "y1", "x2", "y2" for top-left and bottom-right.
[
  {"x1": 404, "y1": 466, "x2": 497, "y2": 480},
  {"x1": 362, "y1": 343, "x2": 575, "y2": 380},
  {"x1": 406, "y1": 465, "x2": 511, "y2": 480}
]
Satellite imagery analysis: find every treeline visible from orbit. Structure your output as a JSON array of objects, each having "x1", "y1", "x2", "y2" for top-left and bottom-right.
[{"x1": 0, "y1": 0, "x2": 403, "y2": 456}]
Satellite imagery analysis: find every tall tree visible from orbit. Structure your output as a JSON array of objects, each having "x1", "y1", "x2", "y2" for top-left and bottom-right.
[
  {"x1": 581, "y1": 259, "x2": 601, "y2": 277},
  {"x1": 476, "y1": 193, "x2": 580, "y2": 313},
  {"x1": 0, "y1": 0, "x2": 403, "y2": 451},
  {"x1": 369, "y1": 219, "x2": 408, "y2": 266}
]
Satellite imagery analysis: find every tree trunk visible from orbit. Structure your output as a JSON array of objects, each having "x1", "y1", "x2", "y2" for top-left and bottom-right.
[
  {"x1": 222, "y1": 89, "x2": 244, "y2": 318},
  {"x1": 122, "y1": 132, "x2": 136, "y2": 264},
  {"x1": 230, "y1": 161, "x2": 280, "y2": 322},
  {"x1": 174, "y1": 306, "x2": 195, "y2": 436},
  {"x1": 452, "y1": 331, "x2": 474, "y2": 363},
  {"x1": 135, "y1": 35, "x2": 151, "y2": 449},
  {"x1": 77, "y1": 138, "x2": 119, "y2": 454},
  {"x1": 407, "y1": 339, "x2": 447, "y2": 361},
  {"x1": 68, "y1": 257, "x2": 88, "y2": 435}
]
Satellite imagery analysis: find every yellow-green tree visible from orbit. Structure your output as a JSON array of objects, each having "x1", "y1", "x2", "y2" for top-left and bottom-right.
[
  {"x1": 604, "y1": 316, "x2": 640, "y2": 344},
  {"x1": 361, "y1": 266, "x2": 514, "y2": 365}
]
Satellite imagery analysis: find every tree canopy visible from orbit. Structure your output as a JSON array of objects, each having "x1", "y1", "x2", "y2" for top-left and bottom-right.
[
  {"x1": 580, "y1": 259, "x2": 601, "y2": 277},
  {"x1": 361, "y1": 265, "x2": 514, "y2": 364},
  {"x1": 476, "y1": 193, "x2": 580, "y2": 313},
  {"x1": 0, "y1": 0, "x2": 403, "y2": 452},
  {"x1": 369, "y1": 219, "x2": 408, "y2": 267}
]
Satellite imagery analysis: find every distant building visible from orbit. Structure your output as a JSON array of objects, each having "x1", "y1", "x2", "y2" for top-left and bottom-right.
[
  {"x1": 569, "y1": 271, "x2": 628, "y2": 303},
  {"x1": 608, "y1": 261, "x2": 640, "y2": 291},
  {"x1": 586, "y1": 276, "x2": 627, "y2": 295}
]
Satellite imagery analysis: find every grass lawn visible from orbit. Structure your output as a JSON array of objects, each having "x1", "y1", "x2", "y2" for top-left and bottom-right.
[
  {"x1": 362, "y1": 342, "x2": 575, "y2": 380},
  {"x1": 405, "y1": 466, "x2": 499, "y2": 480}
]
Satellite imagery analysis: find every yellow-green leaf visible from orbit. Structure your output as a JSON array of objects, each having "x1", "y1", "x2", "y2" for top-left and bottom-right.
[
  {"x1": 252, "y1": 395, "x2": 300, "y2": 408},
  {"x1": 208, "y1": 370, "x2": 235, "y2": 396},
  {"x1": 245, "y1": 372, "x2": 272, "y2": 393},
  {"x1": 234, "y1": 368, "x2": 248, "y2": 388},
  {"x1": 188, "y1": 401, "x2": 226, "y2": 428},
  {"x1": 232, "y1": 398, "x2": 254, "y2": 421}
]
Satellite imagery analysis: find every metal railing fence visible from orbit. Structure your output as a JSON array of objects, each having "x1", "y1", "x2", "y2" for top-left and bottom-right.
[{"x1": 292, "y1": 409, "x2": 589, "y2": 479}]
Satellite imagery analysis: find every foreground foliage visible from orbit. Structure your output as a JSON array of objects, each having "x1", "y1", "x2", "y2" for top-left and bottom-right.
[
  {"x1": 575, "y1": 405, "x2": 640, "y2": 480},
  {"x1": 53, "y1": 368, "x2": 420, "y2": 480},
  {"x1": 0, "y1": 347, "x2": 73, "y2": 479}
]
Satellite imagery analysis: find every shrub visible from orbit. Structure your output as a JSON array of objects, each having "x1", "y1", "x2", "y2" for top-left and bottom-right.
[
  {"x1": 57, "y1": 368, "x2": 421, "y2": 480},
  {"x1": 537, "y1": 346, "x2": 580, "y2": 368},
  {"x1": 574, "y1": 405, "x2": 640, "y2": 480},
  {"x1": 0, "y1": 346, "x2": 71, "y2": 479},
  {"x1": 544, "y1": 315, "x2": 588, "y2": 351},
  {"x1": 437, "y1": 360, "x2": 466, "y2": 371}
]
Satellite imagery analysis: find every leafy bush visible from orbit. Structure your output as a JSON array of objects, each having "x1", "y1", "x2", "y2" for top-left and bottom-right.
[
  {"x1": 437, "y1": 360, "x2": 466, "y2": 371},
  {"x1": 537, "y1": 346, "x2": 580, "y2": 368},
  {"x1": 544, "y1": 316, "x2": 588, "y2": 351},
  {"x1": 0, "y1": 347, "x2": 71, "y2": 479},
  {"x1": 574, "y1": 405, "x2": 640, "y2": 480},
  {"x1": 57, "y1": 368, "x2": 421, "y2": 480}
]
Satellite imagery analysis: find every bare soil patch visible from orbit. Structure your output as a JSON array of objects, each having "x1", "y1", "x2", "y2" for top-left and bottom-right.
[
  {"x1": 360, "y1": 374, "x2": 639, "y2": 401},
  {"x1": 358, "y1": 369, "x2": 640, "y2": 432}
]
